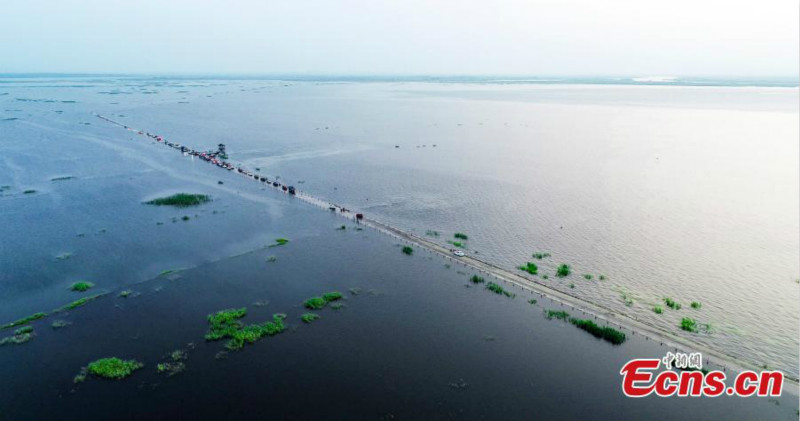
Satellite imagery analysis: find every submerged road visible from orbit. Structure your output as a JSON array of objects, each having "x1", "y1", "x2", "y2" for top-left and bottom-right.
[{"x1": 95, "y1": 113, "x2": 798, "y2": 387}]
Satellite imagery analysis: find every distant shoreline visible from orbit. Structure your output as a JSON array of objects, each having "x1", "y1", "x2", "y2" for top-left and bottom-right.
[{"x1": 1, "y1": 73, "x2": 797, "y2": 88}]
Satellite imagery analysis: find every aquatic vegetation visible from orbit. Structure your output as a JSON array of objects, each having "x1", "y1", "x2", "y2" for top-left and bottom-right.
[
  {"x1": 205, "y1": 308, "x2": 247, "y2": 340},
  {"x1": 23, "y1": 190, "x2": 36, "y2": 194},
  {"x1": 157, "y1": 350, "x2": 187, "y2": 376},
  {"x1": 517, "y1": 262, "x2": 538, "y2": 275},
  {"x1": 621, "y1": 293, "x2": 634, "y2": 307},
  {"x1": 349, "y1": 287, "x2": 361, "y2": 296},
  {"x1": 322, "y1": 291, "x2": 343, "y2": 302},
  {"x1": 73, "y1": 367, "x2": 88, "y2": 383},
  {"x1": 118, "y1": 290, "x2": 133, "y2": 298},
  {"x1": 486, "y1": 282, "x2": 515, "y2": 297},
  {"x1": 0, "y1": 326, "x2": 35, "y2": 345},
  {"x1": 425, "y1": 230, "x2": 440, "y2": 237},
  {"x1": 55, "y1": 252, "x2": 73, "y2": 261},
  {"x1": 144, "y1": 193, "x2": 210, "y2": 207},
  {"x1": 556, "y1": 264, "x2": 571, "y2": 277},
  {"x1": 159, "y1": 269, "x2": 180, "y2": 276},
  {"x1": 583, "y1": 274, "x2": 592, "y2": 280},
  {"x1": 402, "y1": 246, "x2": 414, "y2": 255},
  {"x1": 454, "y1": 233, "x2": 469, "y2": 240},
  {"x1": 569, "y1": 319, "x2": 627, "y2": 345},
  {"x1": 270, "y1": 238, "x2": 290, "y2": 247},
  {"x1": 330, "y1": 302, "x2": 346, "y2": 310},
  {"x1": 225, "y1": 314, "x2": 286, "y2": 350},
  {"x1": 266, "y1": 255, "x2": 278, "y2": 262},
  {"x1": 653, "y1": 306, "x2": 663, "y2": 314},
  {"x1": 70, "y1": 281, "x2": 94, "y2": 292},
  {"x1": 337, "y1": 225, "x2": 346, "y2": 230},
  {"x1": 1, "y1": 312, "x2": 47, "y2": 330},
  {"x1": 528, "y1": 298, "x2": 537, "y2": 305},
  {"x1": 304, "y1": 297, "x2": 327, "y2": 310},
  {"x1": 470, "y1": 275, "x2": 485, "y2": 284},
  {"x1": 546, "y1": 310, "x2": 570, "y2": 320},
  {"x1": 542, "y1": 274, "x2": 549, "y2": 280},
  {"x1": 691, "y1": 301, "x2": 702, "y2": 309},
  {"x1": 532, "y1": 252, "x2": 551, "y2": 259},
  {"x1": 205, "y1": 308, "x2": 286, "y2": 351},
  {"x1": 54, "y1": 293, "x2": 106, "y2": 312},
  {"x1": 301, "y1": 313, "x2": 320, "y2": 323},
  {"x1": 664, "y1": 297, "x2": 682, "y2": 310},
  {"x1": 51, "y1": 320, "x2": 71, "y2": 329},
  {"x1": 680, "y1": 317, "x2": 698, "y2": 332},
  {"x1": 50, "y1": 176, "x2": 75, "y2": 181},
  {"x1": 181, "y1": 215, "x2": 190, "y2": 221},
  {"x1": 87, "y1": 357, "x2": 144, "y2": 379}
]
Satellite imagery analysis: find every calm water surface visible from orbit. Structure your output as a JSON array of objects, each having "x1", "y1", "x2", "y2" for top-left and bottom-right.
[{"x1": 0, "y1": 76, "x2": 797, "y2": 420}]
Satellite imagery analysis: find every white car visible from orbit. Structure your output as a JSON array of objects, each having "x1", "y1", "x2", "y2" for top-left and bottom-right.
[{"x1": 453, "y1": 250, "x2": 465, "y2": 257}]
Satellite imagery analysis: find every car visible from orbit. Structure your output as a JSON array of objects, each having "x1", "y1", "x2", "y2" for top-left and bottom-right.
[{"x1": 453, "y1": 250, "x2": 465, "y2": 257}]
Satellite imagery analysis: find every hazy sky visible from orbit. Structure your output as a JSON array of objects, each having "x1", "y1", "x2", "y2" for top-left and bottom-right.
[{"x1": 1, "y1": 0, "x2": 797, "y2": 76}]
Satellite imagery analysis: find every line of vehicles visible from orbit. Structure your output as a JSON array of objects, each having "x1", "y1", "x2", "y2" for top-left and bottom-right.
[{"x1": 95, "y1": 114, "x2": 468, "y2": 259}]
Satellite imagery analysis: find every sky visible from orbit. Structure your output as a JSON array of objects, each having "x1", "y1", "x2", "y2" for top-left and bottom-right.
[{"x1": 1, "y1": 0, "x2": 797, "y2": 76}]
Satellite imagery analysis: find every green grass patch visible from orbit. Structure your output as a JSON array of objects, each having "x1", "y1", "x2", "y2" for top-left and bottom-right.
[
  {"x1": 144, "y1": 193, "x2": 210, "y2": 207},
  {"x1": 680, "y1": 317, "x2": 698, "y2": 332},
  {"x1": 517, "y1": 262, "x2": 538, "y2": 275},
  {"x1": 583, "y1": 274, "x2": 592, "y2": 280},
  {"x1": 322, "y1": 291, "x2": 343, "y2": 302},
  {"x1": 0, "y1": 326, "x2": 35, "y2": 346},
  {"x1": 470, "y1": 275, "x2": 485, "y2": 284},
  {"x1": 486, "y1": 282, "x2": 515, "y2": 297},
  {"x1": 528, "y1": 298, "x2": 537, "y2": 305},
  {"x1": 546, "y1": 310, "x2": 570, "y2": 320},
  {"x1": 556, "y1": 264, "x2": 571, "y2": 277},
  {"x1": 599, "y1": 275, "x2": 606, "y2": 280},
  {"x1": 205, "y1": 308, "x2": 286, "y2": 350},
  {"x1": 653, "y1": 306, "x2": 663, "y2": 314},
  {"x1": 454, "y1": 233, "x2": 468, "y2": 240},
  {"x1": 447, "y1": 241, "x2": 466, "y2": 248},
  {"x1": 70, "y1": 281, "x2": 94, "y2": 292},
  {"x1": 54, "y1": 293, "x2": 106, "y2": 312},
  {"x1": 532, "y1": 252, "x2": 551, "y2": 259},
  {"x1": 304, "y1": 297, "x2": 327, "y2": 310},
  {"x1": 402, "y1": 246, "x2": 413, "y2": 255},
  {"x1": 425, "y1": 230, "x2": 440, "y2": 237},
  {"x1": 1, "y1": 312, "x2": 47, "y2": 330},
  {"x1": 664, "y1": 297, "x2": 681, "y2": 310},
  {"x1": 690, "y1": 301, "x2": 702, "y2": 309},
  {"x1": 87, "y1": 357, "x2": 144, "y2": 379},
  {"x1": 301, "y1": 313, "x2": 320, "y2": 323},
  {"x1": 569, "y1": 318, "x2": 626, "y2": 345}
]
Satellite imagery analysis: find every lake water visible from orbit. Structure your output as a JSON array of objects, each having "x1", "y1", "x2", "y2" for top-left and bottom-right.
[{"x1": 0, "y1": 75, "x2": 797, "y2": 419}]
